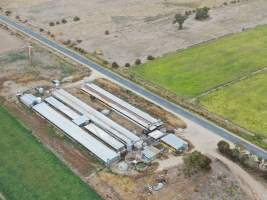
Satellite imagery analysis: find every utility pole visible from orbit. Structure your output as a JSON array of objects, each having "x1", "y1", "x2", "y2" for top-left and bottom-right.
[{"x1": 28, "y1": 45, "x2": 33, "y2": 67}]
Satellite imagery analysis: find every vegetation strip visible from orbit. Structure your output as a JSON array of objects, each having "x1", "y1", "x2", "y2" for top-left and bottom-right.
[{"x1": 0, "y1": 105, "x2": 102, "y2": 200}]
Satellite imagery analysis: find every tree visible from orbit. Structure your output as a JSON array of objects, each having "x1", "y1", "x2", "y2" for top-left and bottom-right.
[
  {"x1": 147, "y1": 55, "x2": 155, "y2": 60},
  {"x1": 195, "y1": 7, "x2": 210, "y2": 20},
  {"x1": 173, "y1": 13, "x2": 188, "y2": 30},
  {"x1": 73, "y1": 16, "x2": 80, "y2": 21},
  {"x1": 183, "y1": 151, "x2": 212, "y2": 173},
  {"x1": 217, "y1": 140, "x2": 230, "y2": 154},
  {"x1": 112, "y1": 62, "x2": 119, "y2": 68},
  {"x1": 135, "y1": 59, "x2": 142, "y2": 65}
]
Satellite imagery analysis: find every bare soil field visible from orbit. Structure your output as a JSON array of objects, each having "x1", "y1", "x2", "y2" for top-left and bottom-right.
[
  {"x1": 1, "y1": 0, "x2": 267, "y2": 64},
  {"x1": 0, "y1": 28, "x2": 24, "y2": 54}
]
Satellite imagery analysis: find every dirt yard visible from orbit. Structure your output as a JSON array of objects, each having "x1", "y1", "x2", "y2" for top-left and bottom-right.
[
  {"x1": 89, "y1": 159, "x2": 252, "y2": 200},
  {"x1": 0, "y1": 28, "x2": 24, "y2": 54},
  {"x1": 1, "y1": 0, "x2": 267, "y2": 65}
]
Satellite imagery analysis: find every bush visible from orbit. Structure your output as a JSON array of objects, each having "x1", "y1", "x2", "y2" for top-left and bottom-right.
[
  {"x1": 147, "y1": 55, "x2": 155, "y2": 60},
  {"x1": 56, "y1": 21, "x2": 60, "y2": 25},
  {"x1": 5, "y1": 11, "x2": 12, "y2": 16},
  {"x1": 217, "y1": 140, "x2": 230, "y2": 154},
  {"x1": 61, "y1": 19, "x2": 67, "y2": 24},
  {"x1": 183, "y1": 151, "x2": 212, "y2": 173},
  {"x1": 39, "y1": 28, "x2": 44, "y2": 32},
  {"x1": 125, "y1": 63, "x2": 131, "y2": 67},
  {"x1": 195, "y1": 7, "x2": 210, "y2": 20},
  {"x1": 112, "y1": 62, "x2": 119, "y2": 68},
  {"x1": 135, "y1": 59, "x2": 142, "y2": 65},
  {"x1": 105, "y1": 30, "x2": 110, "y2": 35},
  {"x1": 49, "y1": 22, "x2": 55, "y2": 26},
  {"x1": 73, "y1": 16, "x2": 80, "y2": 21},
  {"x1": 103, "y1": 60, "x2": 109, "y2": 65}
]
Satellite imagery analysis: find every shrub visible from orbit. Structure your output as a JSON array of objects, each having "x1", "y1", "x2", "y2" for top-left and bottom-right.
[
  {"x1": 147, "y1": 55, "x2": 155, "y2": 60},
  {"x1": 56, "y1": 21, "x2": 60, "y2": 25},
  {"x1": 112, "y1": 62, "x2": 119, "y2": 68},
  {"x1": 47, "y1": 31, "x2": 51, "y2": 35},
  {"x1": 39, "y1": 28, "x2": 44, "y2": 32},
  {"x1": 5, "y1": 11, "x2": 12, "y2": 16},
  {"x1": 217, "y1": 140, "x2": 230, "y2": 154},
  {"x1": 195, "y1": 7, "x2": 210, "y2": 20},
  {"x1": 105, "y1": 30, "x2": 110, "y2": 35},
  {"x1": 183, "y1": 151, "x2": 212, "y2": 173},
  {"x1": 135, "y1": 59, "x2": 142, "y2": 65},
  {"x1": 125, "y1": 63, "x2": 131, "y2": 67},
  {"x1": 103, "y1": 60, "x2": 109, "y2": 65},
  {"x1": 61, "y1": 19, "x2": 67, "y2": 24},
  {"x1": 73, "y1": 16, "x2": 80, "y2": 21},
  {"x1": 49, "y1": 22, "x2": 55, "y2": 26}
]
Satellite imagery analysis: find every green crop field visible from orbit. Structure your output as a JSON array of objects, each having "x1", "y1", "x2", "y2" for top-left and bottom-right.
[
  {"x1": 0, "y1": 105, "x2": 102, "y2": 200},
  {"x1": 131, "y1": 25, "x2": 267, "y2": 98},
  {"x1": 201, "y1": 71, "x2": 267, "y2": 137}
]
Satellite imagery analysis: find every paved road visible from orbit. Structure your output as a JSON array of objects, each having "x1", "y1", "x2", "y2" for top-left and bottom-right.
[{"x1": 1, "y1": 15, "x2": 267, "y2": 159}]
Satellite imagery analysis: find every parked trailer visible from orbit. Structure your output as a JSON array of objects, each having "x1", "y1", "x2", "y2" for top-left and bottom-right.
[
  {"x1": 33, "y1": 102, "x2": 120, "y2": 165},
  {"x1": 52, "y1": 89, "x2": 142, "y2": 150},
  {"x1": 82, "y1": 83, "x2": 163, "y2": 130},
  {"x1": 85, "y1": 123, "x2": 125, "y2": 152}
]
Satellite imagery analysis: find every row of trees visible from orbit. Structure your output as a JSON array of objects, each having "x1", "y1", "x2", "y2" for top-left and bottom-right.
[
  {"x1": 217, "y1": 140, "x2": 267, "y2": 180},
  {"x1": 173, "y1": 7, "x2": 210, "y2": 30}
]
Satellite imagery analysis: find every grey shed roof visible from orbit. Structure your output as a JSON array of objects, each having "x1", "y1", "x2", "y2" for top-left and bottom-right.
[
  {"x1": 33, "y1": 102, "x2": 120, "y2": 164},
  {"x1": 142, "y1": 146, "x2": 160, "y2": 159},
  {"x1": 161, "y1": 134, "x2": 188, "y2": 150},
  {"x1": 20, "y1": 93, "x2": 37, "y2": 108}
]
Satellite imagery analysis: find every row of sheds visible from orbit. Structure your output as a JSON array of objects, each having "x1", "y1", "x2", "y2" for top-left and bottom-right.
[
  {"x1": 81, "y1": 83, "x2": 163, "y2": 131},
  {"x1": 18, "y1": 89, "x2": 144, "y2": 165}
]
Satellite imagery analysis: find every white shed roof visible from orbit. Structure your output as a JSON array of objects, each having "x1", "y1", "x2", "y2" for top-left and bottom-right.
[
  {"x1": 161, "y1": 134, "x2": 188, "y2": 151},
  {"x1": 148, "y1": 130, "x2": 165, "y2": 140},
  {"x1": 33, "y1": 102, "x2": 120, "y2": 164}
]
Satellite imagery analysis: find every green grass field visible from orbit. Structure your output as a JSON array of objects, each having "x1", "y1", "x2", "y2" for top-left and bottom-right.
[
  {"x1": 0, "y1": 105, "x2": 102, "y2": 200},
  {"x1": 131, "y1": 25, "x2": 267, "y2": 97},
  {"x1": 201, "y1": 71, "x2": 267, "y2": 137}
]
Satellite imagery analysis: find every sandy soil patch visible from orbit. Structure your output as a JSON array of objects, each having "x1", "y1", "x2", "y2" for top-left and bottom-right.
[
  {"x1": 1, "y1": 0, "x2": 267, "y2": 64},
  {"x1": 0, "y1": 28, "x2": 24, "y2": 54}
]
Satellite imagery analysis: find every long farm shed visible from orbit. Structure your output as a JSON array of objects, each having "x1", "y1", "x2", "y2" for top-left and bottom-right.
[
  {"x1": 52, "y1": 89, "x2": 141, "y2": 149},
  {"x1": 33, "y1": 102, "x2": 120, "y2": 164},
  {"x1": 82, "y1": 83, "x2": 162, "y2": 130}
]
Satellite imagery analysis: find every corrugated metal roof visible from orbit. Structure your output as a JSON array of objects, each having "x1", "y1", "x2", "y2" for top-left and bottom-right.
[
  {"x1": 142, "y1": 146, "x2": 160, "y2": 159},
  {"x1": 45, "y1": 96, "x2": 80, "y2": 119},
  {"x1": 72, "y1": 115, "x2": 89, "y2": 126},
  {"x1": 148, "y1": 130, "x2": 165, "y2": 140},
  {"x1": 85, "y1": 123, "x2": 125, "y2": 152},
  {"x1": 82, "y1": 83, "x2": 162, "y2": 130},
  {"x1": 33, "y1": 102, "x2": 120, "y2": 164},
  {"x1": 52, "y1": 89, "x2": 141, "y2": 145},
  {"x1": 161, "y1": 134, "x2": 188, "y2": 151},
  {"x1": 20, "y1": 94, "x2": 37, "y2": 108}
]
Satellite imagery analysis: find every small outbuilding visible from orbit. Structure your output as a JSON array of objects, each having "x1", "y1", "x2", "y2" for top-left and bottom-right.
[
  {"x1": 141, "y1": 146, "x2": 161, "y2": 163},
  {"x1": 19, "y1": 93, "x2": 39, "y2": 108},
  {"x1": 148, "y1": 130, "x2": 165, "y2": 140},
  {"x1": 160, "y1": 134, "x2": 188, "y2": 153}
]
